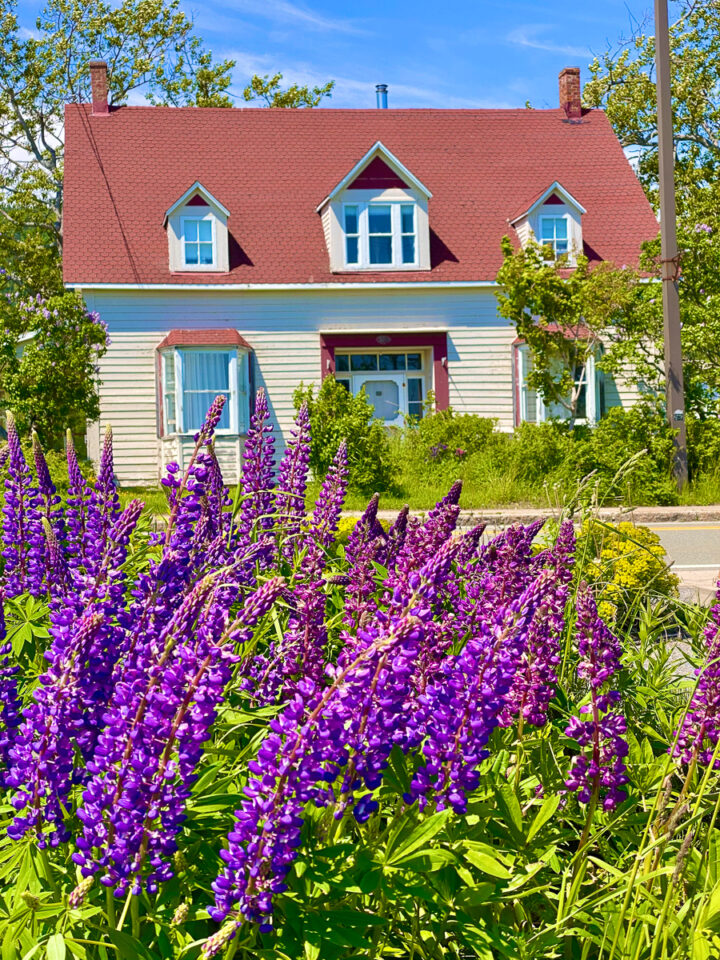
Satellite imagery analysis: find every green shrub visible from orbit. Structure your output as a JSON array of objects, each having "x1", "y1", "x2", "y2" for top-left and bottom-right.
[
  {"x1": 687, "y1": 414, "x2": 720, "y2": 480},
  {"x1": 294, "y1": 377, "x2": 396, "y2": 495},
  {"x1": 505, "y1": 420, "x2": 575, "y2": 484},
  {"x1": 577, "y1": 519, "x2": 679, "y2": 626},
  {"x1": 569, "y1": 402, "x2": 678, "y2": 505},
  {"x1": 403, "y1": 407, "x2": 496, "y2": 462}
]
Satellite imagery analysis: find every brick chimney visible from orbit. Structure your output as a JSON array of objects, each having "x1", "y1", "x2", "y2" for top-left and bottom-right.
[
  {"x1": 559, "y1": 67, "x2": 582, "y2": 121},
  {"x1": 89, "y1": 60, "x2": 109, "y2": 116}
]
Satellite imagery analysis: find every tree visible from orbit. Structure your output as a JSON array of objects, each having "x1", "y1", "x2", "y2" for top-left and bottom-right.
[
  {"x1": 0, "y1": 283, "x2": 109, "y2": 446},
  {"x1": 495, "y1": 237, "x2": 665, "y2": 422},
  {"x1": 584, "y1": 1, "x2": 720, "y2": 416},
  {"x1": 242, "y1": 73, "x2": 334, "y2": 109}
]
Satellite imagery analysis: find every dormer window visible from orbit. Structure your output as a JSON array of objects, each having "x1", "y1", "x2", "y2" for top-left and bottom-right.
[
  {"x1": 510, "y1": 181, "x2": 585, "y2": 265},
  {"x1": 182, "y1": 215, "x2": 215, "y2": 267},
  {"x1": 164, "y1": 182, "x2": 230, "y2": 273},
  {"x1": 539, "y1": 215, "x2": 569, "y2": 258},
  {"x1": 318, "y1": 142, "x2": 431, "y2": 273},
  {"x1": 342, "y1": 201, "x2": 418, "y2": 269}
]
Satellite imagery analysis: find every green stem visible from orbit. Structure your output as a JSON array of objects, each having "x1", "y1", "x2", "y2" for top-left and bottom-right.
[
  {"x1": 106, "y1": 888, "x2": 117, "y2": 928},
  {"x1": 116, "y1": 889, "x2": 132, "y2": 932},
  {"x1": 38, "y1": 847, "x2": 59, "y2": 898},
  {"x1": 131, "y1": 894, "x2": 140, "y2": 940}
]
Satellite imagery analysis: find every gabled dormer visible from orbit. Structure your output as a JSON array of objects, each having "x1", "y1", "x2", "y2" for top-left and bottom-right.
[
  {"x1": 509, "y1": 181, "x2": 586, "y2": 264},
  {"x1": 317, "y1": 142, "x2": 432, "y2": 273},
  {"x1": 164, "y1": 182, "x2": 230, "y2": 273}
]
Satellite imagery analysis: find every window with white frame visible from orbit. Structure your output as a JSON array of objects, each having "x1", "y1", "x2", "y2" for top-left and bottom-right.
[
  {"x1": 181, "y1": 215, "x2": 215, "y2": 268},
  {"x1": 517, "y1": 345, "x2": 604, "y2": 425},
  {"x1": 160, "y1": 347, "x2": 250, "y2": 435},
  {"x1": 334, "y1": 350, "x2": 425, "y2": 424},
  {"x1": 539, "y1": 216, "x2": 569, "y2": 258},
  {"x1": 342, "y1": 202, "x2": 418, "y2": 269}
]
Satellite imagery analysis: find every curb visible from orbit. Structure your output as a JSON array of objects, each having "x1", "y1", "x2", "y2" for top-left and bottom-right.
[{"x1": 346, "y1": 505, "x2": 720, "y2": 525}]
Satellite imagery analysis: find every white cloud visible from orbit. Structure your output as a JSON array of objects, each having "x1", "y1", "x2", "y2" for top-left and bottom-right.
[
  {"x1": 507, "y1": 25, "x2": 591, "y2": 58},
  {"x1": 226, "y1": 52, "x2": 514, "y2": 108},
  {"x1": 218, "y1": 0, "x2": 368, "y2": 35}
]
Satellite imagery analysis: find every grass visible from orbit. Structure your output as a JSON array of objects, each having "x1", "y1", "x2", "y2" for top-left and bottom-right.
[{"x1": 118, "y1": 466, "x2": 720, "y2": 519}]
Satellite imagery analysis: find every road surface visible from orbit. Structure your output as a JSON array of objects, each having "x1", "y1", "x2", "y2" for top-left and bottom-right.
[{"x1": 647, "y1": 522, "x2": 720, "y2": 603}]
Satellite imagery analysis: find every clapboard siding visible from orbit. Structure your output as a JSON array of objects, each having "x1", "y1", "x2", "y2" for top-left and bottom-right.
[{"x1": 84, "y1": 287, "x2": 639, "y2": 485}]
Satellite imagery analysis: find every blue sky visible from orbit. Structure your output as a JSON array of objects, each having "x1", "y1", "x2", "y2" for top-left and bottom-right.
[
  {"x1": 187, "y1": 0, "x2": 653, "y2": 109},
  {"x1": 20, "y1": 0, "x2": 653, "y2": 109}
]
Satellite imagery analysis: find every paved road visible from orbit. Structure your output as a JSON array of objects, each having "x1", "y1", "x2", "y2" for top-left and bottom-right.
[{"x1": 646, "y1": 522, "x2": 720, "y2": 603}]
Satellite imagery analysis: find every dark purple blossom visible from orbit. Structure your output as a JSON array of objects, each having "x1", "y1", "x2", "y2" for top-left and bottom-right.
[
  {"x1": 673, "y1": 581, "x2": 720, "y2": 767},
  {"x1": 564, "y1": 585, "x2": 628, "y2": 811},
  {"x1": 1, "y1": 413, "x2": 44, "y2": 597},
  {"x1": 236, "y1": 390, "x2": 276, "y2": 540}
]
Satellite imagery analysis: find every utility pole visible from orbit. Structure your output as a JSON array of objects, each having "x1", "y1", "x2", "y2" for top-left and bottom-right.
[{"x1": 655, "y1": 0, "x2": 688, "y2": 488}]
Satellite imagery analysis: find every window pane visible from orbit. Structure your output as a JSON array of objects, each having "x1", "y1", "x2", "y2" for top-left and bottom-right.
[
  {"x1": 184, "y1": 220, "x2": 198, "y2": 241},
  {"x1": 379, "y1": 353, "x2": 405, "y2": 371},
  {"x1": 408, "y1": 378, "x2": 423, "y2": 403},
  {"x1": 184, "y1": 244, "x2": 199, "y2": 265},
  {"x1": 184, "y1": 391, "x2": 230, "y2": 431},
  {"x1": 540, "y1": 219, "x2": 554, "y2": 240},
  {"x1": 345, "y1": 236, "x2": 359, "y2": 264},
  {"x1": 350, "y1": 354, "x2": 378, "y2": 371},
  {"x1": 344, "y1": 206, "x2": 358, "y2": 233},
  {"x1": 199, "y1": 243, "x2": 214, "y2": 265},
  {"x1": 556, "y1": 240, "x2": 568, "y2": 254},
  {"x1": 401, "y1": 235, "x2": 415, "y2": 263},
  {"x1": 407, "y1": 353, "x2": 422, "y2": 370},
  {"x1": 576, "y1": 383, "x2": 587, "y2": 419},
  {"x1": 336, "y1": 378, "x2": 350, "y2": 391},
  {"x1": 555, "y1": 218, "x2": 568, "y2": 239},
  {"x1": 368, "y1": 206, "x2": 391, "y2": 233},
  {"x1": 335, "y1": 354, "x2": 349, "y2": 372},
  {"x1": 165, "y1": 394, "x2": 177, "y2": 433},
  {"x1": 408, "y1": 402, "x2": 423, "y2": 419},
  {"x1": 164, "y1": 354, "x2": 176, "y2": 390},
  {"x1": 369, "y1": 236, "x2": 392, "y2": 264},
  {"x1": 401, "y1": 205, "x2": 414, "y2": 233},
  {"x1": 183, "y1": 351, "x2": 231, "y2": 391}
]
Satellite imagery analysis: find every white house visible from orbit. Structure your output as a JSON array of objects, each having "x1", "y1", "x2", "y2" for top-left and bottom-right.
[{"x1": 62, "y1": 63, "x2": 658, "y2": 485}]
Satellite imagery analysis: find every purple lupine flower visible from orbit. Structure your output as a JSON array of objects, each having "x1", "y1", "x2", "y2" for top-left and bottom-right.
[
  {"x1": 673, "y1": 581, "x2": 720, "y2": 768},
  {"x1": 7, "y1": 611, "x2": 105, "y2": 845},
  {"x1": 65, "y1": 429, "x2": 93, "y2": 570},
  {"x1": 0, "y1": 591, "x2": 22, "y2": 782},
  {"x1": 236, "y1": 390, "x2": 276, "y2": 539},
  {"x1": 274, "y1": 403, "x2": 311, "y2": 558},
  {"x1": 1, "y1": 413, "x2": 44, "y2": 597},
  {"x1": 208, "y1": 587, "x2": 437, "y2": 938},
  {"x1": 500, "y1": 520, "x2": 575, "y2": 728},
  {"x1": 389, "y1": 481, "x2": 462, "y2": 589},
  {"x1": 342, "y1": 494, "x2": 386, "y2": 633},
  {"x1": 257, "y1": 442, "x2": 348, "y2": 697},
  {"x1": 405, "y1": 569, "x2": 551, "y2": 814},
  {"x1": 308, "y1": 441, "x2": 348, "y2": 552},
  {"x1": 83, "y1": 425, "x2": 121, "y2": 576},
  {"x1": 7, "y1": 500, "x2": 144, "y2": 844},
  {"x1": 72, "y1": 576, "x2": 284, "y2": 899},
  {"x1": 384, "y1": 504, "x2": 410, "y2": 571},
  {"x1": 564, "y1": 585, "x2": 628, "y2": 811},
  {"x1": 32, "y1": 433, "x2": 63, "y2": 542}
]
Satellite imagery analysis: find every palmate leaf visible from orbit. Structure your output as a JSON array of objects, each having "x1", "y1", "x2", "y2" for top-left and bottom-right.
[
  {"x1": 383, "y1": 811, "x2": 450, "y2": 866},
  {"x1": 44, "y1": 934, "x2": 65, "y2": 960}
]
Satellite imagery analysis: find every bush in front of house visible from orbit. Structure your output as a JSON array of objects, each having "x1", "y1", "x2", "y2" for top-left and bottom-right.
[{"x1": 294, "y1": 376, "x2": 396, "y2": 495}]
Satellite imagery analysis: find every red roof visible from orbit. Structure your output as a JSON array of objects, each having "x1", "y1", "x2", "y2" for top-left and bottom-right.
[
  {"x1": 157, "y1": 329, "x2": 251, "y2": 349},
  {"x1": 63, "y1": 105, "x2": 658, "y2": 286}
]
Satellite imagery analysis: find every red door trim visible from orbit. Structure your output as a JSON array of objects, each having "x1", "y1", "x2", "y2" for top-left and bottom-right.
[{"x1": 319, "y1": 331, "x2": 449, "y2": 410}]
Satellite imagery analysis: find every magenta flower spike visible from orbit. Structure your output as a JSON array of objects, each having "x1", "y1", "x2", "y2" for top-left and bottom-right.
[{"x1": 564, "y1": 584, "x2": 628, "y2": 811}]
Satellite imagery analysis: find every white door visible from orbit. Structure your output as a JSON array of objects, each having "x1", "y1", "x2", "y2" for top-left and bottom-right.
[{"x1": 353, "y1": 373, "x2": 405, "y2": 426}]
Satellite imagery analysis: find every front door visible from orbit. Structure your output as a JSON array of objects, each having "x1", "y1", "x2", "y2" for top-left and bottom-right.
[{"x1": 353, "y1": 373, "x2": 404, "y2": 426}]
